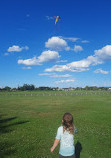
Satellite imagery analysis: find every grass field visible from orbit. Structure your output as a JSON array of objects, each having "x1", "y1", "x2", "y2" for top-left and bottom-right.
[{"x1": 0, "y1": 91, "x2": 111, "y2": 158}]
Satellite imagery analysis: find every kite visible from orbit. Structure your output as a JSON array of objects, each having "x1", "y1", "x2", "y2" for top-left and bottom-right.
[{"x1": 54, "y1": 16, "x2": 61, "y2": 25}]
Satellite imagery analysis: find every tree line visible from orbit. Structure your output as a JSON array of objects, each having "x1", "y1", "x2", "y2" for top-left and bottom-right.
[
  {"x1": 0, "y1": 84, "x2": 53, "y2": 91},
  {"x1": 0, "y1": 84, "x2": 110, "y2": 91}
]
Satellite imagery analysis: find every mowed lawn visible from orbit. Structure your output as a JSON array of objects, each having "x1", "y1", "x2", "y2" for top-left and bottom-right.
[{"x1": 0, "y1": 91, "x2": 111, "y2": 158}]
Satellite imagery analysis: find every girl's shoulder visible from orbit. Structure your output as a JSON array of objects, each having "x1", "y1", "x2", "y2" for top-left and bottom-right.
[{"x1": 57, "y1": 126, "x2": 63, "y2": 132}]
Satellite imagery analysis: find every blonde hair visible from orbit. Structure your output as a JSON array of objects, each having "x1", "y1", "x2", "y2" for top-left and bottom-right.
[{"x1": 62, "y1": 112, "x2": 74, "y2": 134}]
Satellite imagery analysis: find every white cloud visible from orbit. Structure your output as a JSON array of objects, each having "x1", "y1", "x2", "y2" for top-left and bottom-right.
[
  {"x1": 68, "y1": 59, "x2": 91, "y2": 68},
  {"x1": 86, "y1": 55, "x2": 103, "y2": 65},
  {"x1": 18, "y1": 57, "x2": 40, "y2": 66},
  {"x1": 8, "y1": 45, "x2": 22, "y2": 52},
  {"x1": 94, "y1": 45, "x2": 111, "y2": 60},
  {"x1": 45, "y1": 64, "x2": 89, "y2": 72},
  {"x1": 38, "y1": 50, "x2": 60, "y2": 62},
  {"x1": 56, "y1": 79, "x2": 75, "y2": 84},
  {"x1": 18, "y1": 50, "x2": 60, "y2": 66},
  {"x1": 46, "y1": 16, "x2": 54, "y2": 20},
  {"x1": 81, "y1": 40, "x2": 90, "y2": 43},
  {"x1": 61, "y1": 36, "x2": 90, "y2": 44},
  {"x1": 56, "y1": 60, "x2": 68, "y2": 63},
  {"x1": 94, "y1": 69, "x2": 109, "y2": 74},
  {"x1": 45, "y1": 57, "x2": 93, "y2": 72},
  {"x1": 38, "y1": 73, "x2": 51, "y2": 76},
  {"x1": 24, "y1": 46, "x2": 29, "y2": 50},
  {"x1": 4, "y1": 53, "x2": 9, "y2": 56},
  {"x1": 22, "y1": 67, "x2": 32, "y2": 69},
  {"x1": 45, "y1": 45, "x2": 111, "y2": 73},
  {"x1": 45, "y1": 55, "x2": 103, "y2": 73},
  {"x1": 74, "y1": 45, "x2": 83, "y2": 52},
  {"x1": 65, "y1": 46, "x2": 70, "y2": 51},
  {"x1": 8, "y1": 45, "x2": 29, "y2": 52},
  {"x1": 38, "y1": 73, "x2": 71, "y2": 78},
  {"x1": 45, "y1": 65, "x2": 70, "y2": 72},
  {"x1": 45, "y1": 36, "x2": 69, "y2": 51},
  {"x1": 51, "y1": 74, "x2": 71, "y2": 78},
  {"x1": 61, "y1": 37, "x2": 80, "y2": 42}
]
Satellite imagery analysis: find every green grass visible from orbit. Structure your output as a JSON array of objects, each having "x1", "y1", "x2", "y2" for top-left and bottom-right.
[{"x1": 0, "y1": 91, "x2": 111, "y2": 158}]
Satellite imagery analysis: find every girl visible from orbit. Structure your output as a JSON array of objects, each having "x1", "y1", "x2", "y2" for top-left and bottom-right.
[{"x1": 50, "y1": 112, "x2": 76, "y2": 158}]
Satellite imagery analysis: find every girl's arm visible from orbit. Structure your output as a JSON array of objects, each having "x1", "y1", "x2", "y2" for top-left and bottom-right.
[{"x1": 50, "y1": 139, "x2": 60, "y2": 152}]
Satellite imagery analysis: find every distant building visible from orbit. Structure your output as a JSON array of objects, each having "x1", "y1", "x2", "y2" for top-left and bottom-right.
[{"x1": 56, "y1": 88, "x2": 75, "y2": 91}]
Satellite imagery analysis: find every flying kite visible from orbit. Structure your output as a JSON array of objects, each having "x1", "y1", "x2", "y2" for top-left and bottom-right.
[{"x1": 54, "y1": 16, "x2": 61, "y2": 25}]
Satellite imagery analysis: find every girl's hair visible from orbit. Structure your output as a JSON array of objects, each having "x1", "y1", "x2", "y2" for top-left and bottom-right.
[{"x1": 62, "y1": 112, "x2": 74, "y2": 134}]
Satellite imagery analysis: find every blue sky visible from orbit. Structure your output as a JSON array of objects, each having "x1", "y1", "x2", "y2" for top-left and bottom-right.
[{"x1": 0, "y1": 0, "x2": 111, "y2": 88}]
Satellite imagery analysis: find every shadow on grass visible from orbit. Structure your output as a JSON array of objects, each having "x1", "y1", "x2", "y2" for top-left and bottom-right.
[
  {"x1": 0, "y1": 142, "x2": 16, "y2": 158},
  {"x1": 0, "y1": 115, "x2": 29, "y2": 134},
  {"x1": 0, "y1": 116, "x2": 17, "y2": 134},
  {"x1": 0, "y1": 113, "x2": 29, "y2": 157},
  {"x1": 75, "y1": 141, "x2": 82, "y2": 158}
]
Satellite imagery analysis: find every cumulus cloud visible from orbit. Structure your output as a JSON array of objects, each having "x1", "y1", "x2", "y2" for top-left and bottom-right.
[
  {"x1": 18, "y1": 50, "x2": 60, "y2": 66},
  {"x1": 94, "y1": 45, "x2": 111, "y2": 60},
  {"x1": 18, "y1": 57, "x2": 40, "y2": 66},
  {"x1": 38, "y1": 50, "x2": 60, "y2": 62},
  {"x1": 86, "y1": 56, "x2": 103, "y2": 65},
  {"x1": 56, "y1": 79, "x2": 75, "y2": 84},
  {"x1": 45, "y1": 36, "x2": 70, "y2": 51},
  {"x1": 45, "y1": 45, "x2": 111, "y2": 73},
  {"x1": 94, "y1": 69, "x2": 109, "y2": 74},
  {"x1": 8, "y1": 45, "x2": 29, "y2": 52},
  {"x1": 74, "y1": 45, "x2": 83, "y2": 52},
  {"x1": 45, "y1": 56, "x2": 100, "y2": 73},
  {"x1": 45, "y1": 57, "x2": 93, "y2": 73}
]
